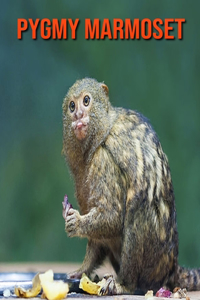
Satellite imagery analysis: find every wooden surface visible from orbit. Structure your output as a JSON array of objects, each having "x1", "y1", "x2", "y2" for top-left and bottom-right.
[{"x1": 0, "y1": 263, "x2": 200, "y2": 300}]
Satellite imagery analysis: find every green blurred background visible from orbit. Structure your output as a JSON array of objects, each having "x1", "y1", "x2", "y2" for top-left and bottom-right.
[{"x1": 0, "y1": 1, "x2": 200, "y2": 268}]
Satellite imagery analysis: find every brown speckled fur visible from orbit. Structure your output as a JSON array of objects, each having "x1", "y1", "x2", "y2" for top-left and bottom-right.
[{"x1": 62, "y1": 78, "x2": 200, "y2": 294}]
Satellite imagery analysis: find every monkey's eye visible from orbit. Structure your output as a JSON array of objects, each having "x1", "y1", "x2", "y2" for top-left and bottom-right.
[
  {"x1": 69, "y1": 101, "x2": 75, "y2": 112},
  {"x1": 83, "y1": 95, "x2": 90, "y2": 107}
]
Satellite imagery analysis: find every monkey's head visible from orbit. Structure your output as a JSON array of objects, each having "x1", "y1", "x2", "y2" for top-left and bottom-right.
[{"x1": 63, "y1": 78, "x2": 110, "y2": 142}]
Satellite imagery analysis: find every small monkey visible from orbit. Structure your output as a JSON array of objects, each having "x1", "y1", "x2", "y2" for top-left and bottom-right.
[{"x1": 62, "y1": 78, "x2": 200, "y2": 294}]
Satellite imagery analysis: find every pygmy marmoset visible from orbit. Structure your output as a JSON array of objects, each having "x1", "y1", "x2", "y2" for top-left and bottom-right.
[{"x1": 62, "y1": 78, "x2": 200, "y2": 295}]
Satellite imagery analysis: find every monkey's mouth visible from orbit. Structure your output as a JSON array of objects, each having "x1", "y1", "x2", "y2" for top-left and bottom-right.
[
  {"x1": 72, "y1": 116, "x2": 89, "y2": 130},
  {"x1": 72, "y1": 117, "x2": 89, "y2": 140},
  {"x1": 76, "y1": 121, "x2": 87, "y2": 130}
]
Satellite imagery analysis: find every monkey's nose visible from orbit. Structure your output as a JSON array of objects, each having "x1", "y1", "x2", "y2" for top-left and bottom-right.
[{"x1": 75, "y1": 110, "x2": 84, "y2": 119}]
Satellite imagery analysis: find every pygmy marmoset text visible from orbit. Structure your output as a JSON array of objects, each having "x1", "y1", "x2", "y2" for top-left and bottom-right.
[{"x1": 62, "y1": 78, "x2": 200, "y2": 295}]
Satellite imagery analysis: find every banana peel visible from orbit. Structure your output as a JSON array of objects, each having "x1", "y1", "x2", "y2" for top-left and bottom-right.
[{"x1": 15, "y1": 273, "x2": 42, "y2": 298}]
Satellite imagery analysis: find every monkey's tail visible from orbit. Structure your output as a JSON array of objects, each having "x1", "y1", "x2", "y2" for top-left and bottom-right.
[{"x1": 176, "y1": 265, "x2": 200, "y2": 291}]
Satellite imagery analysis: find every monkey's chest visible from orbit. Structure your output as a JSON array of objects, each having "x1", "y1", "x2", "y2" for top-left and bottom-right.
[{"x1": 75, "y1": 176, "x2": 91, "y2": 214}]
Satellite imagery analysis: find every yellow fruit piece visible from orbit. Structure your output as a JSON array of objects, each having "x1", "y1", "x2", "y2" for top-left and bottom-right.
[
  {"x1": 39, "y1": 270, "x2": 69, "y2": 300},
  {"x1": 39, "y1": 269, "x2": 54, "y2": 284},
  {"x1": 79, "y1": 274, "x2": 101, "y2": 295},
  {"x1": 40, "y1": 280, "x2": 69, "y2": 300},
  {"x1": 145, "y1": 290, "x2": 153, "y2": 299},
  {"x1": 15, "y1": 273, "x2": 41, "y2": 298},
  {"x1": 14, "y1": 270, "x2": 69, "y2": 299}
]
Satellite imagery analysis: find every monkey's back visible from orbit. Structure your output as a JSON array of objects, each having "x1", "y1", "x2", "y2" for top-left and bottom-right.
[{"x1": 104, "y1": 107, "x2": 179, "y2": 290}]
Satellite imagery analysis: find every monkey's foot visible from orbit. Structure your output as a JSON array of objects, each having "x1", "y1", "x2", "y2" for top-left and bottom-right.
[
  {"x1": 67, "y1": 270, "x2": 83, "y2": 279},
  {"x1": 99, "y1": 275, "x2": 125, "y2": 295}
]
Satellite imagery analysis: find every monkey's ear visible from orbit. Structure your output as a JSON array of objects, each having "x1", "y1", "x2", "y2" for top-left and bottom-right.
[{"x1": 101, "y1": 83, "x2": 109, "y2": 96}]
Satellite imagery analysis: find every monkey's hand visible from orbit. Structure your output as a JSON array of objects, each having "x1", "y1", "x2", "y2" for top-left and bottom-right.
[{"x1": 65, "y1": 208, "x2": 82, "y2": 237}]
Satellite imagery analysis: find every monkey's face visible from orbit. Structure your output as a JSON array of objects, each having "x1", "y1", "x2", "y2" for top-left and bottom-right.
[
  {"x1": 67, "y1": 92, "x2": 92, "y2": 141},
  {"x1": 63, "y1": 78, "x2": 110, "y2": 143}
]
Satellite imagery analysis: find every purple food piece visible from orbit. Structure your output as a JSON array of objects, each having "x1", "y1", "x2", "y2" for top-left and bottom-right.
[
  {"x1": 156, "y1": 287, "x2": 171, "y2": 298},
  {"x1": 62, "y1": 194, "x2": 73, "y2": 219}
]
